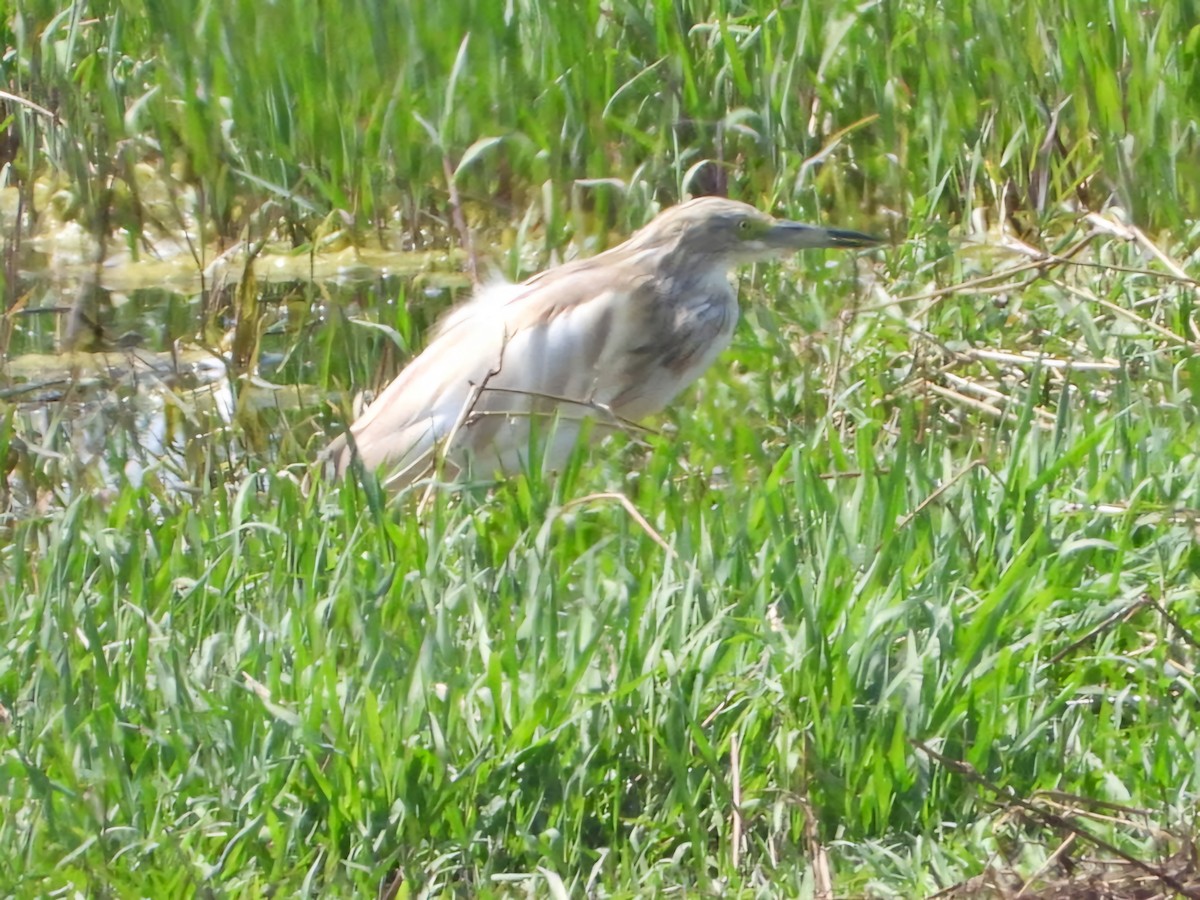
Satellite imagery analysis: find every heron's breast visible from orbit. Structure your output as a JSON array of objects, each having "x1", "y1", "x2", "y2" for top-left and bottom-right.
[
  {"x1": 612, "y1": 286, "x2": 738, "y2": 417},
  {"x1": 657, "y1": 286, "x2": 737, "y2": 369}
]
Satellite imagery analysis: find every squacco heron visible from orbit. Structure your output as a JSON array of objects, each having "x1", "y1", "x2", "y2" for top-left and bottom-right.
[{"x1": 329, "y1": 196, "x2": 879, "y2": 487}]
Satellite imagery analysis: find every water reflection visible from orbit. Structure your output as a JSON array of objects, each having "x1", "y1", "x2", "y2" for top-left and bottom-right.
[{"x1": 1, "y1": 259, "x2": 466, "y2": 510}]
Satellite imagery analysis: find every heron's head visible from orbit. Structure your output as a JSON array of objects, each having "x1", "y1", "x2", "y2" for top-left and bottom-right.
[{"x1": 634, "y1": 196, "x2": 881, "y2": 267}]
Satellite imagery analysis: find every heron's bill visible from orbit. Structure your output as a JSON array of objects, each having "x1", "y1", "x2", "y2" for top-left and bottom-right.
[{"x1": 768, "y1": 221, "x2": 883, "y2": 250}]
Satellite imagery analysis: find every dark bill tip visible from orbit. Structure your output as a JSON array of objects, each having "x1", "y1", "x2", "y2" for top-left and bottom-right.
[
  {"x1": 825, "y1": 228, "x2": 885, "y2": 248},
  {"x1": 768, "y1": 221, "x2": 885, "y2": 250}
]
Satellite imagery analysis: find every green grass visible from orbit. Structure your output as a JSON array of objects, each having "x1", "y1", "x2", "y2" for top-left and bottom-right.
[{"x1": 2, "y1": 0, "x2": 1200, "y2": 896}]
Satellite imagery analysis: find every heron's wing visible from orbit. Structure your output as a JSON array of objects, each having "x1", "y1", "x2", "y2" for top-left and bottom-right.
[{"x1": 334, "y1": 268, "x2": 653, "y2": 482}]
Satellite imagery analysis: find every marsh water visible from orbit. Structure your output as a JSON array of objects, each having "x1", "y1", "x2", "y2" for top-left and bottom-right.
[{"x1": 1, "y1": 233, "x2": 471, "y2": 505}]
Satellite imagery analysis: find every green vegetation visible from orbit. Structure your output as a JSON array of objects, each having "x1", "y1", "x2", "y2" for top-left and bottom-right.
[{"x1": 2, "y1": 0, "x2": 1199, "y2": 896}]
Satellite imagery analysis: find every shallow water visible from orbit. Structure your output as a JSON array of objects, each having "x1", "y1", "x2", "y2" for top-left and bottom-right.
[{"x1": 1, "y1": 244, "x2": 471, "y2": 508}]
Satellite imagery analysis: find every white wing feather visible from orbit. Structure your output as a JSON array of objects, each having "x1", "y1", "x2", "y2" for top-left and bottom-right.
[
  {"x1": 334, "y1": 264, "x2": 737, "y2": 485},
  {"x1": 338, "y1": 280, "x2": 636, "y2": 482}
]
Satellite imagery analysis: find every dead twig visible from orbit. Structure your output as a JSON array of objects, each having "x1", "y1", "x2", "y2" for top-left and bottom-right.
[
  {"x1": 1144, "y1": 593, "x2": 1200, "y2": 654},
  {"x1": 730, "y1": 731, "x2": 743, "y2": 871},
  {"x1": 558, "y1": 490, "x2": 674, "y2": 557},
  {"x1": 800, "y1": 736, "x2": 834, "y2": 900},
  {"x1": 443, "y1": 155, "x2": 478, "y2": 284},
  {"x1": 0, "y1": 88, "x2": 62, "y2": 124},
  {"x1": 912, "y1": 739, "x2": 1200, "y2": 899},
  {"x1": 1047, "y1": 593, "x2": 1151, "y2": 666},
  {"x1": 1016, "y1": 832, "x2": 1077, "y2": 898},
  {"x1": 862, "y1": 230, "x2": 1100, "y2": 313},
  {"x1": 412, "y1": 356, "x2": 504, "y2": 515},
  {"x1": 470, "y1": 385, "x2": 655, "y2": 436}
]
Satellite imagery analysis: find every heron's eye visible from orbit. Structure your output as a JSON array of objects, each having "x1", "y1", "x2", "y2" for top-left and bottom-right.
[{"x1": 737, "y1": 219, "x2": 752, "y2": 232}]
